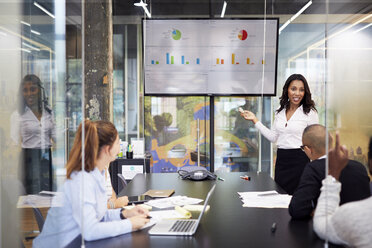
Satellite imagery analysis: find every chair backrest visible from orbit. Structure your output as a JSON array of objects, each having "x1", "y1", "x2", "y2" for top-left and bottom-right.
[
  {"x1": 117, "y1": 174, "x2": 127, "y2": 193},
  {"x1": 32, "y1": 208, "x2": 45, "y2": 232}
]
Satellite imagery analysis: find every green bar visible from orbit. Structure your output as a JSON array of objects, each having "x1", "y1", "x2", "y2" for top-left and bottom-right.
[
  {"x1": 156, "y1": 61, "x2": 159, "y2": 64},
  {"x1": 186, "y1": 61, "x2": 189, "y2": 64},
  {"x1": 171, "y1": 56, "x2": 174, "y2": 64}
]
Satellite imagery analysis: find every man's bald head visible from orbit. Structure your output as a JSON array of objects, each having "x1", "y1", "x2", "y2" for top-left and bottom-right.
[{"x1": 302, "y1": 124, "x2": 332, "y2": 156}]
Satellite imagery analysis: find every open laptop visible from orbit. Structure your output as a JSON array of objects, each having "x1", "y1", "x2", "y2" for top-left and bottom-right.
[{"x1": 148, "y1": 184, "x2": 216, "y2": 236}]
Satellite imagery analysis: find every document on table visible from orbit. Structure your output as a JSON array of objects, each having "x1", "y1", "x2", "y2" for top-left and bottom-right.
[
  {"x1": 17, "y1": 192, "x2": 64, "y2": 208},
  {"x1": 237, "y1": 190, "x2": 292, "y2": 208},
  {"x1": 141, "y1": 206, "x2": 192, "y2": 229},
  {"x1": 145, "y1": 195, "x2": 203, "y2": 209}
]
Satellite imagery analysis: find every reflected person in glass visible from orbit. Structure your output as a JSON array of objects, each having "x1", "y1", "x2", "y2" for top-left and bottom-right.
[
  {"x1": 33, "y1": 120, "x2": 149, "y2": 247},
  {"x1": 10, "y1": 74, "x2": 55, "y2": 194},
  {"x1": 240, "y1": 74, "x2": 318, "y2": 194}
]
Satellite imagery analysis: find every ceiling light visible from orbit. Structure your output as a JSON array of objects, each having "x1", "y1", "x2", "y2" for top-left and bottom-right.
[
  {"x1": 20, "y1": 21, "x2": 31, "y2": 26},
  {"x1": 21, "y1": 48, "x2": 31, "y2": 53},
  {"x1": 353, "y1": 23, "x2": 372, "y2": 34},
  {"x1": 31, "y1": 29, "x2": 41, "y2": 35},
  {"x1": 279, "y1": 0, "x2": 312, "y2": 34},
  {"x1": 134, "y1": 0, "x2": 151, "y2": 18},
  {"x1": 34, "y1": 1, "x2": 55, "y2": 19},
  {"x1": 134, "y1": 0, "x2": 147, "y2": 7},
  {"x1": 221, "y1": 1, "x2": 227, "y2": 18},
  {"x1": 22, "y1": 42, "x2": 41, "y2": 51}
]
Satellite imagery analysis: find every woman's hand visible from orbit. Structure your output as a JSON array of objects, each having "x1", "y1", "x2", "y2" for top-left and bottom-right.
[
  {"x1": 240, "y1": 110, "x2": 259, "y2": 124},
  {"x1": 114, "y1": 196, "x2": 129, "y2": 208},
  {"x1": 128, "y1": 215, "x2": 150, "y2": 231},
  {"x1": 122, "y1": 206, "x2": 149, "y2": 218}
]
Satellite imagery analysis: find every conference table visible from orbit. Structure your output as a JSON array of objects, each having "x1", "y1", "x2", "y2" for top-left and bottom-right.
[{"x1": 71, "y1": 172, "x2": 343, "y2": 248}]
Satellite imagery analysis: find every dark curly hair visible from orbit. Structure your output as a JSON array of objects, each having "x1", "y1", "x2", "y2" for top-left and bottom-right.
[
  {"x1": 368, "y1": 137, "x2": 372, "y2": 160},
  {"x1": 276, "y1": 74, "x2": 316, "y2": 115}
]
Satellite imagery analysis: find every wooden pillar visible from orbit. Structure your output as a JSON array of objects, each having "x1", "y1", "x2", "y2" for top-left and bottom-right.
[{"x1": 84, "y1": 0, "x2": 113, "y2": 121}]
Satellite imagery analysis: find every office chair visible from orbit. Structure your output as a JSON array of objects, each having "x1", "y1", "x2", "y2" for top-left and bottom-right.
[
  {"x1": 117, "y1": 174, "x2": 127, "y2": 193},
  {"x1": 32, "y1": 208, "x2": 45, "y2": 232}
]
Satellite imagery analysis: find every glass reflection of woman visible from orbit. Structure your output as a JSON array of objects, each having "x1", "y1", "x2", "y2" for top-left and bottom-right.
[
  {"x1": 241, "y1": 74, "x2": 318, "y2": 194},
  {"x1": 10, "y1": 74, "x2": 55, "y2": 194}
]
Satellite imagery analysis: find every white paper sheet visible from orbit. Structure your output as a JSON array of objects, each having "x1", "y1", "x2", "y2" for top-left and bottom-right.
[
  {"x1": 121, "y1": 165, "x2": 143, "y2": 180},
  {"x1": 237, "y1": 190, "x2": 292, "y2": 208},
  {"x1": 17, "y1": 192, "x2": 64, "y2": 208},
  {"x1": 145, "y1": 196, "x2": 203, "y2": 209},
  {"x1": 141, "y1": 208, "x2": 190, "y2": 230}
]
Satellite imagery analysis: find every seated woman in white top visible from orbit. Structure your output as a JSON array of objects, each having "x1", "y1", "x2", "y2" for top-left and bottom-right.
[{"x1": 33, "y1": 120, "x2": 149, "y2": 247}]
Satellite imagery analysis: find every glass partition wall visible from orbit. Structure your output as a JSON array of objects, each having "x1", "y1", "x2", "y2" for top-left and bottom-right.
[
  {"x1": 0, "y1": 0, "x2": 82, "y2": 246},
  {"x1": 1, "y1": 0, "x2": 371, "y2": 246},
  {"x1": 282, "y1": 2, "x2": 372, "y2": 246}
]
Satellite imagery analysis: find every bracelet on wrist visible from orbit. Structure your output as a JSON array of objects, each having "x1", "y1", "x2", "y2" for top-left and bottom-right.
[{"x1": 108, "y1": 200, "x2": 115, "y2": 209}]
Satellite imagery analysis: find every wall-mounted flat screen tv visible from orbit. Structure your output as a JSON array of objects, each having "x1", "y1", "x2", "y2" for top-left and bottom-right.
[{"x1": 144, "y1": 19, "x2": 279, "y2": 96}]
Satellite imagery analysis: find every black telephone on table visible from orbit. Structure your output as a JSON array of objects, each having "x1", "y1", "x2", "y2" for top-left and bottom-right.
[{"x1": 178, "y1": 166, "x2": 217, "y2": 181}]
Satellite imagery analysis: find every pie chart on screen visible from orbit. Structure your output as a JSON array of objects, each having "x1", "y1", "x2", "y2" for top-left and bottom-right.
[
  {"x1": 172, "y1": 29, "x2": 182, "y2": 40},
  {"x1": 238, "y1": 30, "x2": 247, "y2": 40}
]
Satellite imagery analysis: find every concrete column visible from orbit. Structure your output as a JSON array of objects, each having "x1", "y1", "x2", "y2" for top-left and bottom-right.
[{"x1": 84, "y1": 0, "x2": 113, "y2": 121}]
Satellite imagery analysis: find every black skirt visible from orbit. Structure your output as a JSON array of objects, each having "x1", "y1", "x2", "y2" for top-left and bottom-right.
[
  {"x1": 21, "y1": 148, "x2": 53, "y2": 194},
  {"x1": 274, "y1": 148, "x2": 309, "y2": 195}
]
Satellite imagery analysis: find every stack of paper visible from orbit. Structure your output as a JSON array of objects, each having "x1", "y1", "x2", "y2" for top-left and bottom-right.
[
  {"x1": 145, "y1": 195, "x2": 203, "y2": 209},
  {"x1": 17, "y1": 192, "x2": 64, "y2": 208},
  {"x1": 237, "y1": 190, "x2": 292, "y2": 208}
]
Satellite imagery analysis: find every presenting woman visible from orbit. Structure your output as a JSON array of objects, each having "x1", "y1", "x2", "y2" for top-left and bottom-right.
[
  {"x1": 241, "y1": 74, "x2": 318, "y2": 194},
  {"x1": 33, "y1": 120, "x2": 149, "y2": 247},
  {"x1": 11, "y1": 74, "x2": 55, "y2": 194}
]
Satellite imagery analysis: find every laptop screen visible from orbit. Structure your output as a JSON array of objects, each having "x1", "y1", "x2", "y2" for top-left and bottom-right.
[{"x1": 196, "y1": 184, "x2": 216, "y2": 224}]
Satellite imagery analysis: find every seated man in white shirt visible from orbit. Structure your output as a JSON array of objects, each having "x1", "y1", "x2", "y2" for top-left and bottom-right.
[{"x1": 313, "y1": 133, "x2": 372, "y2": 248}]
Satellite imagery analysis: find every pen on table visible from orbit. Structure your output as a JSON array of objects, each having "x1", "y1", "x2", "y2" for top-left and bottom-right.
[
  {"x1": 217, "y1": 177, "x2": 225, "y2": 181},
  {"x1": 271, "y1": 222, "x2": 277, "y2": 233}
]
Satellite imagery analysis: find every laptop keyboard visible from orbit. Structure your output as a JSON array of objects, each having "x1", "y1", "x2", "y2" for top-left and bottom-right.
[{"x1": 170, "y1": 220, "x2": 195, "y2": 232}]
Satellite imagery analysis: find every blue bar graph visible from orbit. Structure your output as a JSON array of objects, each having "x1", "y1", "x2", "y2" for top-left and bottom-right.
[
  {"x1": 182, "y1": 56, "x2": 185, "y2": 64},
  {"x1": 151, "y1": 60, "x2": 155, "y2": 64},
  {"x1": 196, "y1": 58, "x2": 200, "y2": 64},
  {"x1": 166, "y1": 53, "x2": 170, "y2": 64}
]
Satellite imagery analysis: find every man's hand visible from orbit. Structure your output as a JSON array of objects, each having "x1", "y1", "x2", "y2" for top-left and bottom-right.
[{"x1": 328, "y1": 132, "x2": 349, "y2": 180}]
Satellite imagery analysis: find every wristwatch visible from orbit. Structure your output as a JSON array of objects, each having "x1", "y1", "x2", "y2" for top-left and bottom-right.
[{"x1": 120, "y1": 208, "x2": 126, "y2": 219}]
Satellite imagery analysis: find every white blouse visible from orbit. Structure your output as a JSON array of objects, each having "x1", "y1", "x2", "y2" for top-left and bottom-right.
[
  {"x1": 105, "y1": 168, "x2": 113, "y2": 200},
  {"x1": 33, "y1": 168, "x2": 132, "y2": 247},
  {"x1": 10, "y1": 106, "x2": 56, "y2": 149},
  {"x1": 254, "y1": 105, "x2": 319, "y2": 149}
]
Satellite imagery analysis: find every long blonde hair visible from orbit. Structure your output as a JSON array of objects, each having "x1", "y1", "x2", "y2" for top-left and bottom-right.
[{"x1": 66, "y1": 120, "x2": 118, "y2": 179}]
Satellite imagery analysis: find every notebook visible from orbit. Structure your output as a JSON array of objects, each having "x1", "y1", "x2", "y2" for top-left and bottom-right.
[
  {"x1": 148, "y1": 184, "x2": 216, "y2": 236},
  {"x1": 143, "y1": 189, "x2": 175, "y2": 198}
]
